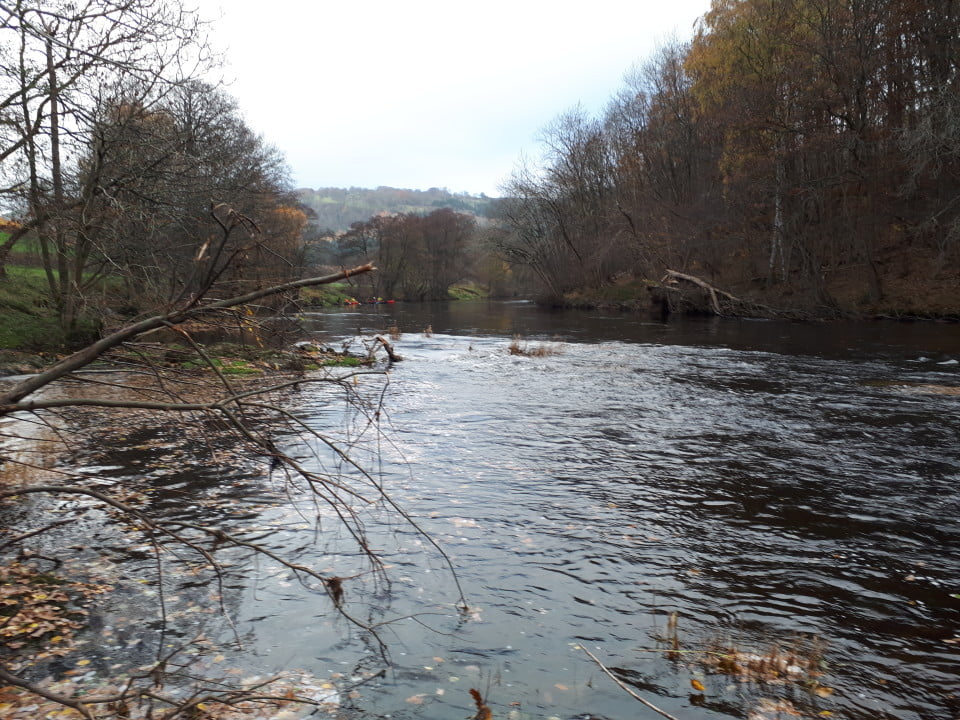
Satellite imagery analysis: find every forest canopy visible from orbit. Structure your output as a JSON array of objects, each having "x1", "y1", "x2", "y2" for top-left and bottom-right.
[{"x1": 497, "y1": 0, "x2": 960, "y2": 316}]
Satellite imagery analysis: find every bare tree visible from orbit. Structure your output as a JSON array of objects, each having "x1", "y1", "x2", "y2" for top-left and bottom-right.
[
  {"x1": 497, "y1": 107, "x2": 622, "y2": 299},
  {"x1": 0, "y1": 0, "x2": 214, "y2": 329}
]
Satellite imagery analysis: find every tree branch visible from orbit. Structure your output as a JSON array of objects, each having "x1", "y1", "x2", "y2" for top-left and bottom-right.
[
  {"x1": 579, "y1": 645, "x2": 680, "y2": 720},
  {"x1": 0, "y1": 665, "x2": 95, "y2": 720},
  {"x1": 0, "y1": 263, "x2": 375, "y2": 409}
]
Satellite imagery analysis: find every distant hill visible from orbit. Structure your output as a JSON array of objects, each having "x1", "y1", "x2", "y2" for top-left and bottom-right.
[{"x1": 296, "y1": 186, "x2": 499, "y2": 232}]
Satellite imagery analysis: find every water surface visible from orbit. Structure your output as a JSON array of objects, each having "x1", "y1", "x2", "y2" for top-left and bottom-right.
[{"x1": 7, "y1": 302, "x2": 960, "y2": 720}]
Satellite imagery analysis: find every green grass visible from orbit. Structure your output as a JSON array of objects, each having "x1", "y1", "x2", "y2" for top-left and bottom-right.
[
  {"x1": 448, "y1": 281, "x2": 488, "y2": 300},
  {"x1": 8, "y1": 235, "x2": 42, "y2": 255},
  {"x1": 0, "y1": 269, "x2": 65, "y2": 350},
  {"x1": 179, "y1": 357, "x2": 263, "y2": 375},
  {"x1": 300, "y1": 281, "x2": 356, "y2": 307},
  {"x1": 319, "y1": 355, "x2": 361, "y2": 367}
]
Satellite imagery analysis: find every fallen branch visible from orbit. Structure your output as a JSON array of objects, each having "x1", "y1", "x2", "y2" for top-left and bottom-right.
[
  {"x1": 579, "y1": 645, "x2": 680, "y2": 720},
  {"x1": 661, "y1": 269, "x2": 740, "y2": 315},
  {"x1": 660, "y1": 268, "x2": 802, "y2": 319},
  {"x1": 371, "y1": 335, "x2": 403, "y2": 364}
]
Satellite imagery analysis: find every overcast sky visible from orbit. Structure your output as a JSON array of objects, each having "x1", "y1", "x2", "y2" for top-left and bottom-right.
[{"x1": 199, "y1": 0, "x2": 711, "y2": 196}]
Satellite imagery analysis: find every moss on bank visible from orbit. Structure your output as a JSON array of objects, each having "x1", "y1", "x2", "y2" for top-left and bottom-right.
[{"x1": 448, "y1": 282, "x2": 488, "y2": 300}]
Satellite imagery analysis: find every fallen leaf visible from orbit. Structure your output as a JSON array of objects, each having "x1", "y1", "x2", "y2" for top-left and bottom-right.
[{"x1": 691, "y1": 678, "x2": 706, "y2": 692}]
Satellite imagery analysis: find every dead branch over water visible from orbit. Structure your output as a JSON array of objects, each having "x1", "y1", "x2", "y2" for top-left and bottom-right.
[{"x1": 0, "y1": 261, "x2": 470, "y2": 719}]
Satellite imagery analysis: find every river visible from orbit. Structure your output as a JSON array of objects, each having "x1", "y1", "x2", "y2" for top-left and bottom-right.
[{"x1": 7, "y1": 301, "x2": 960, "y2": 720}]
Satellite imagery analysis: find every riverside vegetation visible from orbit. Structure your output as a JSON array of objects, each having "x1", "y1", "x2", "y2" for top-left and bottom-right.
[{"x1": 1, "y1": 1, "x2": 958, "y2": 718}]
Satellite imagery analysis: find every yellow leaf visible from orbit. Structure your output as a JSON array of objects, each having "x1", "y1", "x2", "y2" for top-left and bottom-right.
[
  {"x1": 814, "y1": 686, "x2": 834, "y2": 697},
  {"x1": 77, "y1": 659, "x2": 90, "y2": 666},
  {"x1": 691, "y1": 678, "x2": 706, "y2": 692}
]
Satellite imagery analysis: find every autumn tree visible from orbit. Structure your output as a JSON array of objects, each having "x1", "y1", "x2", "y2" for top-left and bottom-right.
[
  {"x1": 417, "y1": 208, "x2": 475, "y2": 299},
  {"x1": 605, "y1": 40, "x2": 723, "y2": 278},
  {"x1": 497, "y1": 106, "x2": 623, "y2": 299},
  {"x1": 0, "y1": 0, "x2": 223, "y2": 335},
  {"x1": 331, "y1": 210, "x2": 477, "y2": 301},
  {"x1": 500, "y1": 0, "x2": 958, "y2": 314},
  {"x1": 82, "y1": 81, "x2": 299, "y2": 312}
]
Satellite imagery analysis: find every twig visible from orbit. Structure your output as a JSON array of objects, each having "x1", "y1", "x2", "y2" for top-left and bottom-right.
[
  {"x1": 0, "y1": 518, "x2": 73, "y2": 551},
  {"x1": 0, "y1": 665, "x2": 95, "y2": 720},
  {"x1": 579, "y1": 645, "x2": 680, "y2": 720}
]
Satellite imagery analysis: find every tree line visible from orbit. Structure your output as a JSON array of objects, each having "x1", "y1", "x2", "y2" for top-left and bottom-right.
[
  {"x1": 297, "y1": 186, "x2": 497, "y2": 233},
  {"x1": 315, "y1": 208, "x2": 481, "y2": 301},
  {"x1": 496, "y1": 0, "x2": 960, "y2": 315}
]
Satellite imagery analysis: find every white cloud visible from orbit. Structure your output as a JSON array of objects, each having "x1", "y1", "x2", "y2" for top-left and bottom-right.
[{"x1": 199, "y1": 0, "x2": 710, "y2": 195}]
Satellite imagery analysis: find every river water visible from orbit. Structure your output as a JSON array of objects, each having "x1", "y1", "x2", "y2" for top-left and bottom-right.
[
  {"x1": 8, "y1": 302, "x2": 960, "y2": 720},
  {"x1": 281, "y1": 302, "x2": 959, "y2": 720}
]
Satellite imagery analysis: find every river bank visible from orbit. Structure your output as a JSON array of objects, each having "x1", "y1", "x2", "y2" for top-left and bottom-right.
[{"x1": 554, "y1": 262, "x2": 960, "y2": 321}]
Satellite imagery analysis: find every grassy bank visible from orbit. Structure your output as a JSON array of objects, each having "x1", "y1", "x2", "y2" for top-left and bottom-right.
[
  {"x1": 299, "y1": 280, "x2": 491, "y2": 305},
  {"x1": 448, "y1": 281, "x2": 488, "y2": 300},
  {"x1": 299, "y1": 281, "x2": 355, "y2": 307},
  {"x1": 0, "y1": 267, "x2": 65, "y2": 350}
]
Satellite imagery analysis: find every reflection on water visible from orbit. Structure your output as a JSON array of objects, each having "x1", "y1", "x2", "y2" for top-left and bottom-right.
[
  {"x1": 287, "y1": 304, "x2": 959, "y2": 720},
  {"x1": 6, "y1": 302, "x2": 959, "y2": 720}
]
